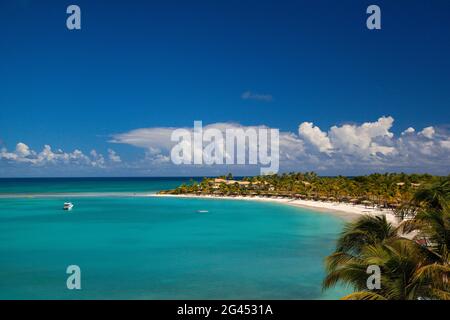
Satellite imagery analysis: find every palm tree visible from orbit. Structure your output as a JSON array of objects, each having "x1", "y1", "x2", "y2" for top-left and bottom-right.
[
  {"x1": 402, "y1": 210, "x2": 450, "y2": 261},
  {"x1": 164, "y1": 172, "x2": 444, "y2": 208},
  {"x1": 334, "y1": 215, "x2": 398, "y2": 254},
  {"x1": 324, "y1": 239, "x2": 449, "y2": 300},
  {"x1": 400, "y1": 178, "x2": 450, "y2": 260},
  {"x1": 412, "y1": 179, "x2": 450, "y2": 212},
  {"x1": 323, "y1": 215, "x2": 398, "y2": 294},
  {"x1": 324, "y1": 178, "x2": 450, "y2": 300}
]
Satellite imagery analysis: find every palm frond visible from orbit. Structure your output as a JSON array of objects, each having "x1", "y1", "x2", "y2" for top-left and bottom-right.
[{"x1": 341, "y1": 291, "x2": 387, "y2": 300}]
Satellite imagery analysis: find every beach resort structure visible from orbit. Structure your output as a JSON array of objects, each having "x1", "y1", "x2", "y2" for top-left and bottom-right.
[{"x1": 159, "y1": 173, "x2": 443, "y2": 216}]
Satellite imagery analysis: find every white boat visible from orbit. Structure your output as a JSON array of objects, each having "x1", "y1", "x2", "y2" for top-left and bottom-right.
[
  {"x1": 63, "y1": 202, "x2": 74, "y2": 211},
  {"x1": 196, "y1": 210, "x2": 208, "y2": 213}
]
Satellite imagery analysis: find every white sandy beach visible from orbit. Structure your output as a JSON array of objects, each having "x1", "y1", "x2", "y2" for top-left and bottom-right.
[{"x1": 152, "y1": 193, "x2": 400, "y2": 224}]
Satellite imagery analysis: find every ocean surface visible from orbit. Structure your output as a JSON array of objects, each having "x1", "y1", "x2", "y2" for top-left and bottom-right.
[{"x1": 0, "y1": 178, "x2": 348, "y2": 299}]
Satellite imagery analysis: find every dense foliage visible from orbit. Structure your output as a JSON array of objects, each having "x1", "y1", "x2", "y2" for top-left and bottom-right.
[
  {"x1": 161, "y1": 172, "x2": 447, "y2": 210},
  {"x1": 323, "y1": 179, "x2": 450, "y2": 300}
]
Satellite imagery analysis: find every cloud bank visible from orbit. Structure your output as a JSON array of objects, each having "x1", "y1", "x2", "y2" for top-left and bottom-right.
[
  {"x1": 0, "y1": 144, "x2": 120, "y2": 169},
  {"x1": 1, "y1": 116, "x2": 449, "y2": 176},
  {"x1": 109, "y1": 116, "x2": 450, "y2": 175}
]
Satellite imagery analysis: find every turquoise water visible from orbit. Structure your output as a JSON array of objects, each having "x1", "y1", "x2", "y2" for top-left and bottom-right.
[
  {"x1": 0, "y1": 178, "x2": 348, "y2": 299},
  {"x1": 0, "y1": 177, "x2": 190, "y2": 195}
]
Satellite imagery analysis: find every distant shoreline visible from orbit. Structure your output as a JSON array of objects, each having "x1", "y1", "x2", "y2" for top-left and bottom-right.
[
  {"x1": 152, "y1": 193, "x2": 399, "y2": 224},
  {"x1": 0, "y1": 192, "x2": 154, "y2": 199}
]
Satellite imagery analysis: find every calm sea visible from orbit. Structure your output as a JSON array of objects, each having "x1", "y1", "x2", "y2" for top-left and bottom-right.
[{"x1": 0, "y1": 178, "x2": 348, "y2": 299}]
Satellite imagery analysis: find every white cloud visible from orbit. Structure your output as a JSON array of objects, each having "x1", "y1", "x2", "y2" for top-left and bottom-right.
[
  {"x1": 440, "y1": 139, "x2": 450, "y2": 150},
  {"x1": 419, "y1": 126, "x2": 435, "y2": 139},
  {"x1": 90, "y1": 150, "x2": 106, "y2": 168},
  {"x1": 402, "y1": 127, "x2": 415, "y2": 135},
  {"x1": 0, "y1": 148, "x2": 19, "y2": 161},
  {"x1": 146, "y1": 153, "x2": 170, "y2": 165},
  {"x1": 298, "y1": 122, "x2": 333, "y2": 154},
  {"x1": 328, "y1": 116, "x2": 395, "y2": 157},
  {"x1": 110, "y1": 127, "x2": 175, "y2": 151},
  {"x1": 15, "y1": 142, "x2": 31, "y2": 157},
  {"x1": 108, "y1": 149, "x2": 122, "y2": 163},
  {"x1": 0, "y1": 143, "x2": 106, "y2": 168}
]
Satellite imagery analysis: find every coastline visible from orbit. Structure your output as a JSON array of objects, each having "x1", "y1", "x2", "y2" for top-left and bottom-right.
[
  {"x1": 152, "y1": 193, "x2": 400, "y2": 224},
  {"x1": 0, "y1": 190, "x2": 399, "y2": 224}
]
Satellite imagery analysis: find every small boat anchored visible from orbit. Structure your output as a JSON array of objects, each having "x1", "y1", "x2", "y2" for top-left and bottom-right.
[
  {"x1": 196, "y1": 210, "x2": 209, "y2": 213},
  {"x1": 63, "y1": 202, "x2": 74, "y2": 211}
]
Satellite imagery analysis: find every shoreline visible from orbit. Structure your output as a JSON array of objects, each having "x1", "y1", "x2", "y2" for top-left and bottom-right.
[
  {"x1": 0, "y1": 191, "x2": 399, "y2": 224},
  {"x1": 152, "y1": 193, "x2": 400, "y2": 224}
]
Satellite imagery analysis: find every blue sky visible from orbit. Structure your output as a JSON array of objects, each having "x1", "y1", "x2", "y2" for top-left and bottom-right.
[{"x1": 1, "y1": 0, "x2": 450, "y2": 177}]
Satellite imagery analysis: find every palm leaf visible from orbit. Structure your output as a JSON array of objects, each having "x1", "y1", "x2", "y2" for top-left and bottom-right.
[{"x1": 341, "y1": 291, "x2": 387, "y2": 300}]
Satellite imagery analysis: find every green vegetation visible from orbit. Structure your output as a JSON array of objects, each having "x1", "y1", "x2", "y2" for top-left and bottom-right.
[
  {"x1": 323, "y1": 179, "x2": 450, "y2": 300},
  {"x1": 160, "y1": 172, "x2": 447, "y2": 212}
]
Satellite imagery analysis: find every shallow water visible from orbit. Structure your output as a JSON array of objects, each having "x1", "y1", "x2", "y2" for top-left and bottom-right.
[{"x1": 0, "y1": 179, "x2": 348, "y2": 299}]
